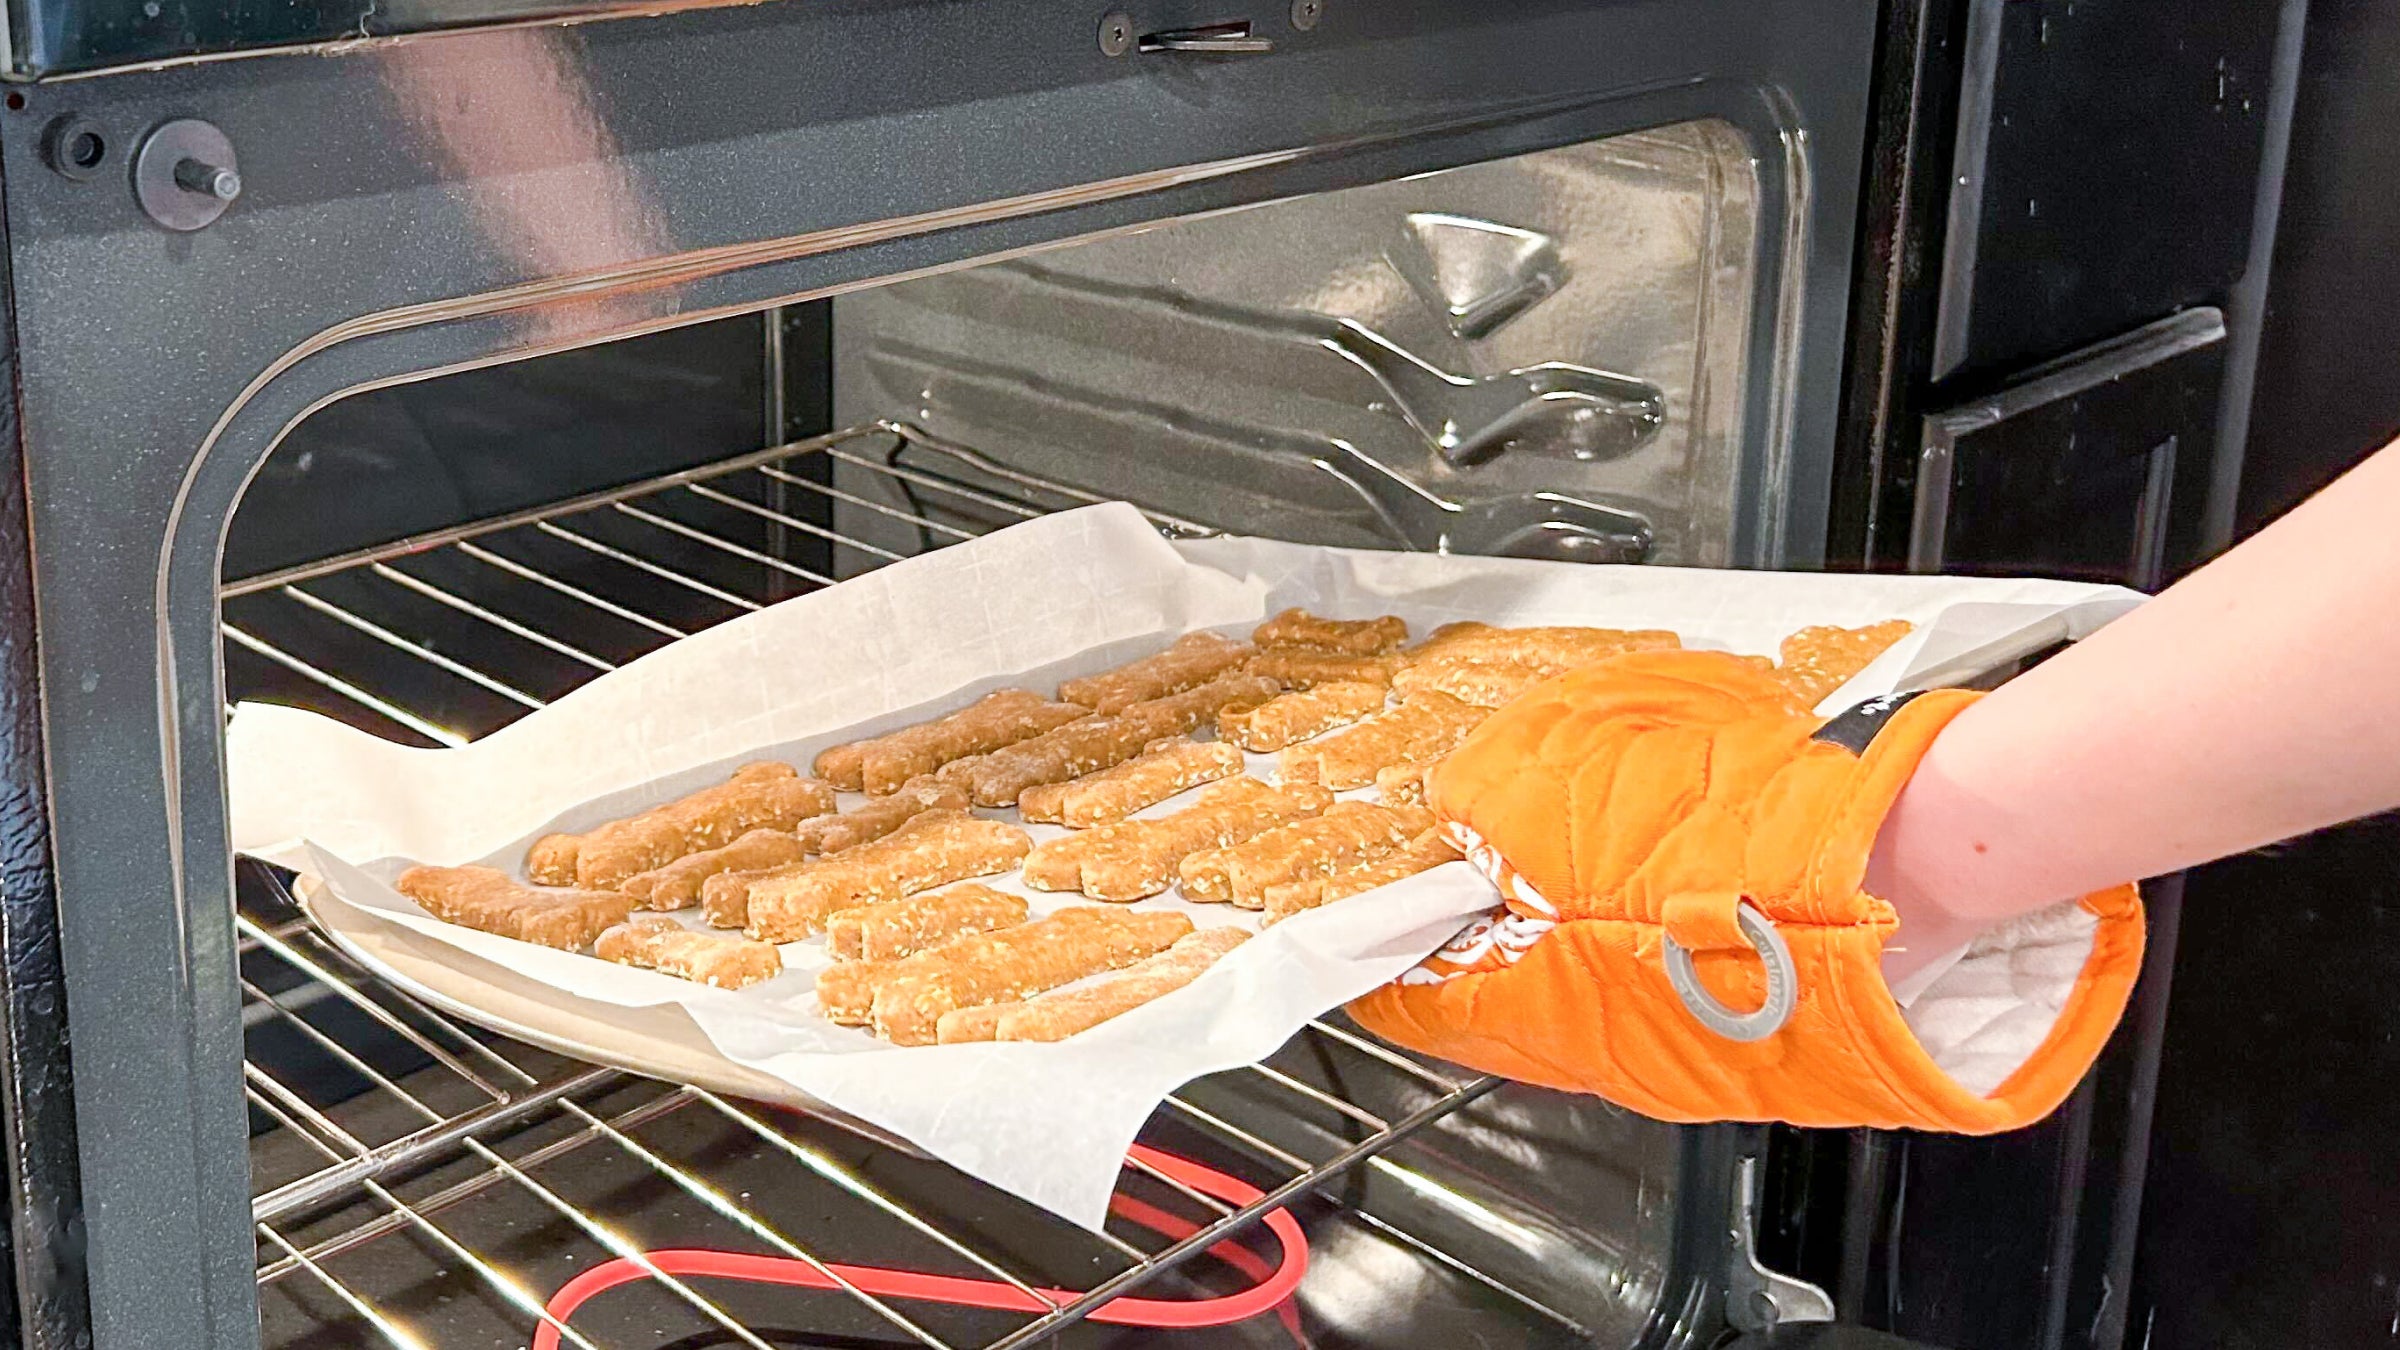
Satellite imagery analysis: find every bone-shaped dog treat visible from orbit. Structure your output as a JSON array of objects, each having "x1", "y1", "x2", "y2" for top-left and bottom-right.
[
  {"x1": 817, "y1": 906, "x2": 1189, "y2": 1033},
  {"x1": 532, "y1": 763, "x2": 837, "y2": 890},
  {"x1": 1395, "y1": 624, "x2": 1684, "y2": 708},
  {"x1": 525, "y1": 834, "x2": 583, "y2": 887},
  {"x1": 1218, "y1": 680, "x2": 1388, "y2": 752},
  {"x1": 620, "y1": 829, "x2": 803, "y2": 912},
  {"x1": 1016, "y1": 738, "x2": 1245, "y2": 828},
  {"x1": 813, "y1": 954, "x2": 900, "y2": 1025},
  {"x1": 1021, "y1": 777, "x2": 1333, "y2": 901},
  {"x1": 793, "y1": 778, "x2": 968, "y2": 856},
  {"x1": 873, "y1": 907, "x2": 1193, "y2": 1045},
  {"x1": 1278, "y1": 692, "x2": 1490, "y2": 791},
  {"x1": 949, "y1": 674, "x2": 1275, "y2": 807},
  {"x1": 1179, "y1": 801, "x2": 1435, "y2": 906},
  {"x1": 1058, "y1": 631, "x2": 1252, "y2": 714},
  {"x1": 1773, "y1": 619, "x2": 1914, "y2": 705},
  {"x1": 594, "y1": 915, "x2": 783, "y2": 990},
  {"x1": 1252, "y1": 608, "x2": 1408, "y2": 656},
  {"x1": 1408, "y1": 622, "x2": 1682, "y2": 665},
  {"x1": 744, "y1": 810, "x2": 1031, "y2": 942},
  {"x1": 395, "y1": 865, "x2": 633, "y2": 951},
  {"x1": 1247, "y1": 647, "x2": 1401, "y2": 690},
  {"x1": 814, "y1": 689, "x2": 1093, "y2": 794},
  {"x1": 960, "y1": 927, "x2": 1252, "y2": 1044},
  {"x1": 1261, "y1": 827, "x2": 1464, "y2": 924},
  {"x1": 705, "y1": 797, "x2": 1008, "y2": 922},
  {"x1": 824, "y1": 883, "x2": 1029, "y2": 962}
]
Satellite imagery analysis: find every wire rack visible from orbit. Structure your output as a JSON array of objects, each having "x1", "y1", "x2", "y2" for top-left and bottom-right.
[{"x1": 228, "y1": 421, "x2": 1539, "y2": 1350}]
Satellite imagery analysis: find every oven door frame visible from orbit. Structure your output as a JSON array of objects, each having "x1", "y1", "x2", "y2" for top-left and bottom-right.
[{"x1": 0, "y1": 1, "x2": 1880, "y2": 1344}]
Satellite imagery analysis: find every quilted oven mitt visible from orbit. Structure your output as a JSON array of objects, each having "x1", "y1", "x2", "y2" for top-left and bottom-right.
[{"x1": 1348, "y1": 649, "x2": 2145, "y2": 1133}]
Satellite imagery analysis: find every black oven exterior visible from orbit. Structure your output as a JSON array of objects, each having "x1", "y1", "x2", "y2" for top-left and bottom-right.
[{"x1": 0, "y1": 0, "x2": 2303, "y2": 1347}]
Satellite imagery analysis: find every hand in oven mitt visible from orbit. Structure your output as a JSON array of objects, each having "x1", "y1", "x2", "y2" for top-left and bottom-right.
[{"x1": 1347, "y1": 649, "x2": 2144, "y2": 1133}]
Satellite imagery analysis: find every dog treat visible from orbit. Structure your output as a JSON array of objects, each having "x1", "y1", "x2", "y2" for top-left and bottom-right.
[
  {"x1": 1775, "y1": 619, "x2": 1915, "y2": 705},
  {"x1": 1058, "y1": 632, "x2": 1252, "y2": 714},
  {"x1": 941, "y1": 927, "x2": 1251, "y2": 1043},
  {"x1": 1410, "y1": 622, "x2": 1683, "y2": 665},
  {"x1": 1017, "y1": 738, "x2": 1245, "y2": 827},
  {"x1": 700, "y1": 864, "x2": 789, "y2": 930},
  {"x1": 1262, "y1": 828, "x2": 1464, "y2": 924},
  {"x1": 1374, "y1": 762, "x2": 1429, "y2": 807},
  {"x1": 559, "y1": 763, "x2": 837, "y2": 889},
  {"x1": 1180, "y1": 801, "x2": 1436, "y2": 907},
  {"x1": 819, "y1": 907, "x2": 1180, "y2": 1034},
  {"x1": 620, "y1": 829, "x2": 803, "y2": 912},
  {"x1": 1449, "y1": 620, "x2": 1660, "y2": 660},
  {"x1": 795, "y1": 778, "x2": 969, "y2": 855},
  {"x1": 594, "y1": 915, "x2": 783, "y2": 990},
  {"x1": 931, "y1": 1001, "x2": 1013, "y2": 1044},
  {"x1": 745, "y1": 810, "x2": 1032, "y2": 942},
  {"x1": 1247, "y1": 647, "x2": 1402, "y2": 690},
  {"x1": 989, "y1": 927, "x2": 1253, "y2": 1043},
  {"x1": 1252, "y1": 608, "x2": 1409, "y2": 656},
  {"x1": 1280, "y1": 692, "x2": 1490, "y2": 790},
  {"x1": 526, "y1": 834, "x2": 582, "y2": 887},
  {"x1": 1395, "y1": 625, "x2": 1684, "y2": 708},
  {"x1": 1023, "y1": 777, "x2": 1334, "y2": 901},
  {"x1": 873, "y1": 907, "x2": 1194, "y2": 1045},
  {"x1": 951, "y1": 674, "x2": 1276, "y2": 806},
  {"x1": 1390, "y1": 656, "x2": 1559, "y2": 708},
  {"x1": 824, "y1": 883, "x2": 1029, "y2": 962},
  {"x1": 814, "y1": 954, "x2": 900, "y2": 1024},
  {"x1": 1219, "y1": 680, "x2": 1388, "y2": 752},
  {"x1": 395, "y1": 865, "x2": 633, "y2": 951},
  {"x1": 815, "y1": 689, "x2": 1093, "y2": 794},
  {"x1": 704, "y1": 804, "x2": 1001, "y2": 933}
]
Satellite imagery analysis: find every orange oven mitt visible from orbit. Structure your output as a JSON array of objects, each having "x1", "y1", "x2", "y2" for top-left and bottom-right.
[{"x1": 1348, "y1": 649, "x2": 2144, "y2": 1133}]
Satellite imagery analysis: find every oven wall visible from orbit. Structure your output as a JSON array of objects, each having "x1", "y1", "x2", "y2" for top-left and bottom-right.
[
  {"x1": 223, "y1": 312, "x2": 796, "y2": 583},
  {"x1": 829, "y1": 122, "x2": 1766, "y2": 568}
]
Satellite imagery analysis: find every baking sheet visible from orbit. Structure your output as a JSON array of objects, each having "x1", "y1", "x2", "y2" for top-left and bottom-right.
[{"x1": 231, "y1": 502, "x2": 2141, "y2": 1228}]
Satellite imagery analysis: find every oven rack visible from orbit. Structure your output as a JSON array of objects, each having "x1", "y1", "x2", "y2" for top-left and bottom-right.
[{"x1": 229, "y1": 420, "x2": 1530, "y2": 1349}]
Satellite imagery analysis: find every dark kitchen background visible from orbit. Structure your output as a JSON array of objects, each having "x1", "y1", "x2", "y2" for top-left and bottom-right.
[{"x1": 2129, "y1": 0, "x2": 2400, "y2": 1345}]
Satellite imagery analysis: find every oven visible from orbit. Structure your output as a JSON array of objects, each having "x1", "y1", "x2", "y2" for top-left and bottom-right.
[{"x1": 0, "y1": 1, "x2": 2301, "y2": 1347}]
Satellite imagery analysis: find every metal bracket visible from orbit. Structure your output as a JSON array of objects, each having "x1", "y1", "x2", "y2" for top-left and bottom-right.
[
  {"x1": 1727, "y1": 1154, "x2": 1836, "y2": 1334},
  {"x1": 1099, "y1": 13, "x2": 1274, "y2": 55}
]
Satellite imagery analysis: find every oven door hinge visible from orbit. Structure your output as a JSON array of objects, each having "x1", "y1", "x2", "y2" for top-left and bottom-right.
[{"x1": 1727, "y1": 1153, "x2": 1836, "y2": 1333}]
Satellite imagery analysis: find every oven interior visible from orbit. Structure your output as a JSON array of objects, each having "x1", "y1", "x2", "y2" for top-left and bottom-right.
[{"x1": 226, "y1": 118, "x2": 1774, "y2": 1350}]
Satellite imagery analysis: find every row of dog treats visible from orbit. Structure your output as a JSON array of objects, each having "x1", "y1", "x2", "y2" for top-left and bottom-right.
[
  {"x1": 989, "y1": 612, "x2": 1474, "y2": 921},
  {"x1": 808, "y1": 883, "x2": 1252, "y2": 1045}
]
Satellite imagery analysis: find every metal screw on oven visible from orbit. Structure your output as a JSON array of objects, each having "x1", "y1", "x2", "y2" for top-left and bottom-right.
[
  {"x1": 1099, "y1": 10, "x2": 1135, "y2": 56},
  {"x1": 1291, "y1": 0, "x2": 1323, "y2": 29},
  {"x1": 132, "y1": 117, "x2": 241, "y2": 232},
  {"x1": 173, "y1": 157, "x2": 241, "y2": 202}
]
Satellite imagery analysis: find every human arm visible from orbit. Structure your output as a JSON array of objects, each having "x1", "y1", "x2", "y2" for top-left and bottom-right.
[{"x1": 1870, "y1": 438, "x2": 2400, "y2": 983}]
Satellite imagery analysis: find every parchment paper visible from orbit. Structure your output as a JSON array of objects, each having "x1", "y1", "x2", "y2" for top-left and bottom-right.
[{"x1": 230, "y1": 502, "x2": 2141, "y2": 1227}]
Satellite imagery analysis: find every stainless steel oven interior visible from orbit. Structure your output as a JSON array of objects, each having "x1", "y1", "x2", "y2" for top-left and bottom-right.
[{"x1": 0, "y1": 4, "x2": 1881, "y2": 1346}]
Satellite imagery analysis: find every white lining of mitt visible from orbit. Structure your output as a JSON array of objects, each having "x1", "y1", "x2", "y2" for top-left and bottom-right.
[{"x1": 1895, "y1": 899, "x2": 2096, "y2": 1097}]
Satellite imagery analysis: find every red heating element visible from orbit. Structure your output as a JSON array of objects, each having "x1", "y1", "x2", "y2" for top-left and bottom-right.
[{"x1": 533, "y1": 1143, "x2": 1309, "y2": 1348}]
